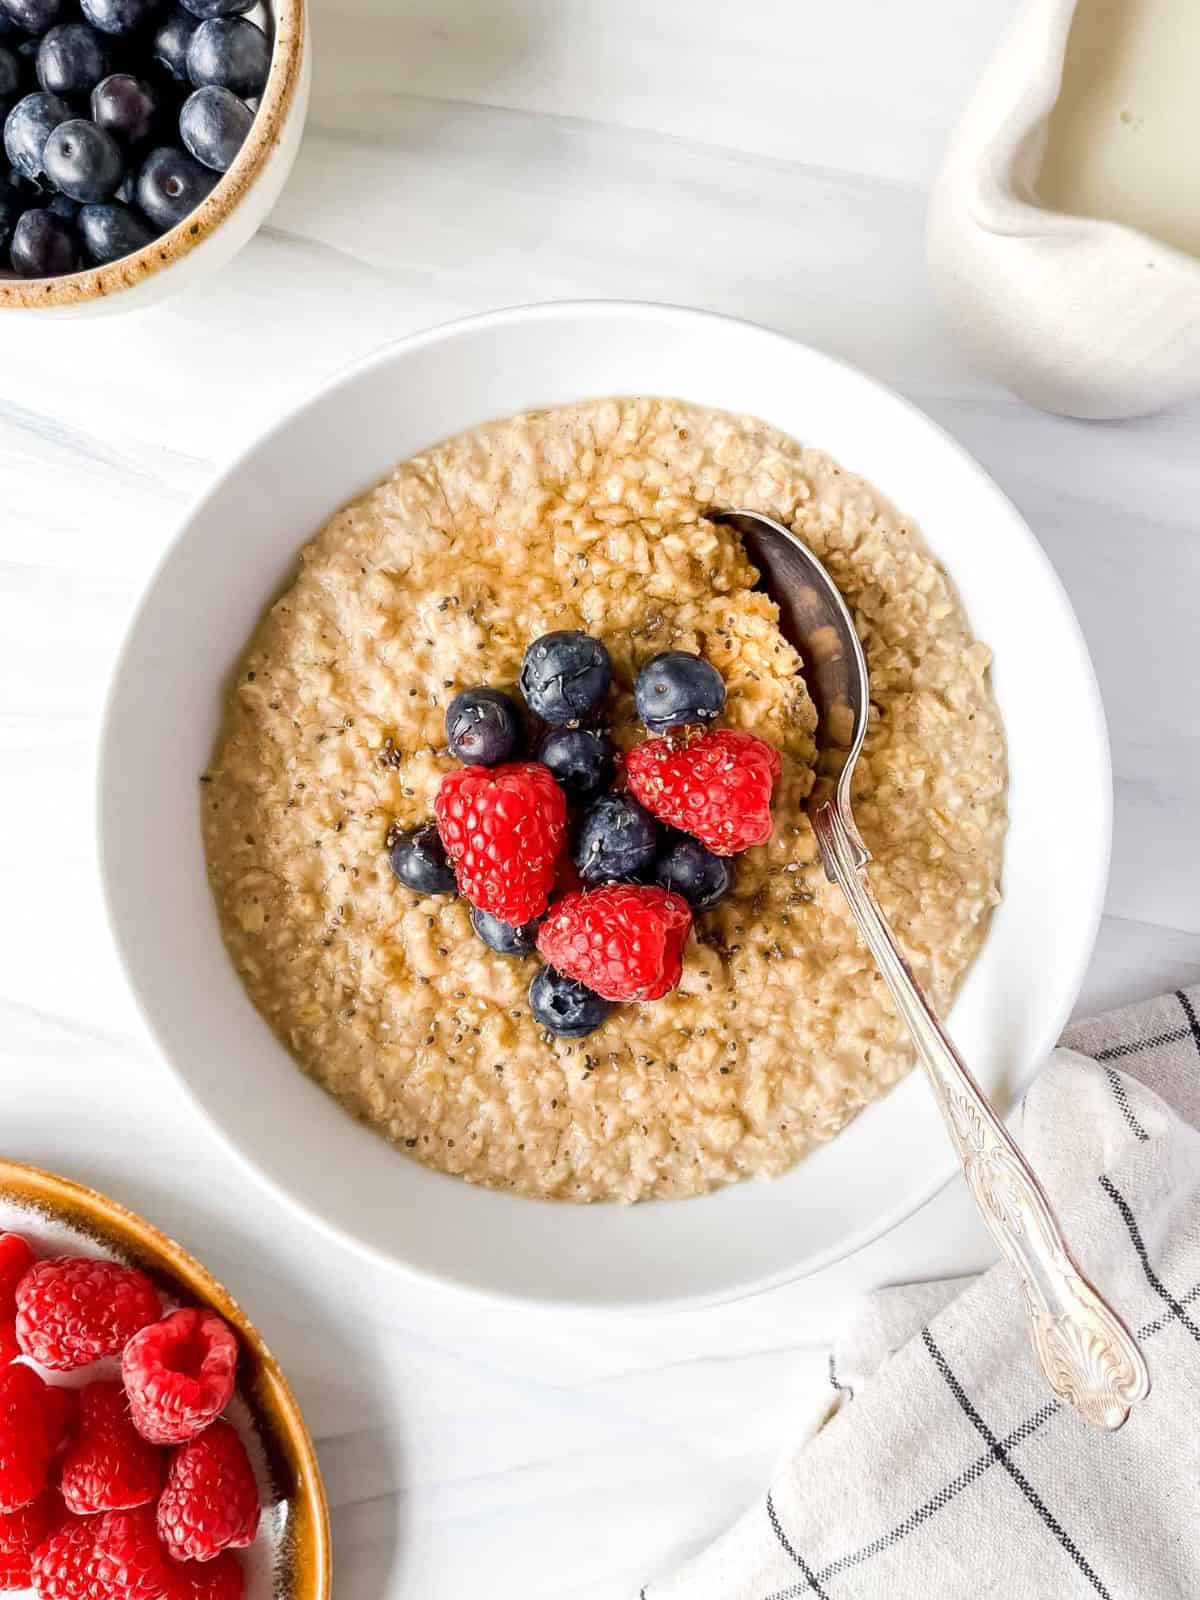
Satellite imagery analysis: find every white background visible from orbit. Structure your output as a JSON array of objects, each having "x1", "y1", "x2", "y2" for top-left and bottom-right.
[{"x1": 2, "y1": 2, "x2": 1198, "y2": 1595}]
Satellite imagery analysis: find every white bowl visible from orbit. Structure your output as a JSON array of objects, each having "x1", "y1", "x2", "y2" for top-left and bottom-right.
[{"x1": 98, "y1": 301, "x2": 1110, "y2": 1310}]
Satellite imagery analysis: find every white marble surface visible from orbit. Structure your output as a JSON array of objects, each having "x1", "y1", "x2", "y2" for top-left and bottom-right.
[{"x1": 2, "y1": 2, "x2": 1199, "y2": 1595}]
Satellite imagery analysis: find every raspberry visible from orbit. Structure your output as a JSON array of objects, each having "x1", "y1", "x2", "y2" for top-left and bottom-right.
[
  {"x1": 156, "y1": 1422, "x2": 260, "y2": 1562},
  {"x1": 16, "y1": 1258, "x2": 161, "y2": 1372},
  {"x1": 29, "y1": 1518, "x2": 105, "y2": 1600},
  {"x1": 435, "y1": 762, "x2": 567, "y2": 924},
  {"x1": 537, "y1": 885, "x2": 692, "y2": 1002},
  {"x1": 177, "y1": 1553, "x2": 244, "y2": 1600},
  {"x1": 121, "y1": 1310, "x2": 237, "y2": 1446},
  {"x1": 93, "y1": 1507, "x2": 178, "y2": 1600},
  {"x1": 0, "y1": 1326, "x2": 17, "y2": 1368},
  {"x1": 61, "y1": 1381, "x2": 165, "y2": 1516},
  {"x1": 0, "y1": 1237, "x2": 33, "y2": 1310},
  {"x1": 625, "y1": 728, "x2": 781, "y2": 855},
  {"x1": 0, "y1": 1491, "x2": 63, "y2": 1590},
  {"x1": 0, "y1": 1366, "x2": 61, "y2": 1512}
]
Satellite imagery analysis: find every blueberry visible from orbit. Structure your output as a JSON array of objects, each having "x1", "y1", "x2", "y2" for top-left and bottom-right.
[
  {"x1": 0, "y1": 179, "x2": 22, "y2": 249},
  {"x1": 0, "y1": 0, "x2": 66, "y2": 36},
  {"x1": 79, "y1": 199, "x2": 155, "y2": 261},
  {"x1": 529, "y1": 966, "x2": 612, "y2": 1038},
  {"x1": 0, "y1": 45, "x2": 18, "y2": 102},
  {"x1": 387, "y1": 823, "x2": 457, "y2": 896},
  {"x1": 37, "y1": 24, "x2": 109, "y2": 98},
  {"x1": 470, "y1": 905, "x2": 540, "y2": 957},
  {"x1": 4, "y1": 90, "x2": 71, "y2": 179},
  {"x1": 135, "y1": 143, "x2": 215, "y2": 226},
  {"x1": 179, "y1": 0, "x2": 253, "y2": 17},
  {"x1": 10, "y1": 205, "x2": 76, "y2": 275},
  {"x1": 536, "y1": 727, "x2": 616, "y2": 802},
  {"x1": 444, "y1": 686, "x2": 521, "y2": 767},
  {"x1": 186, "y1": 15, "x2": 267, "y2": 96},
  {"x1": 519, "y1": 630, "x2": 611, "y2": 727},
  {"x1": 179, "y1": 84, "x2": 249, "y2": 171},
  {"x1": 151, "y1": 5, "x2": 199, "y2": 80},
  {"x1": 43, "y1": 117, "x2": 122, "y2": 200},
  {"x1": 574, "y1": 793, "x2": 660, "y2": 884},
  {"x1": 634, "y1": 650, "x2": 725, "y2": 734},
  {"x1": 91, "y1": 72, "x2": 156, "y2": 143},
  {"x1": 655, "y1": 835, "x2": 733, "y2": 911},
  {"x1": 80, "y1": 0, "x2": 159, "y2": 36}
]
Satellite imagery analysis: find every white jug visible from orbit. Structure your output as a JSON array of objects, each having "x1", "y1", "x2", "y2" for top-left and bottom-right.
[{"x1": 927, "y1": 0, "x2": 1200, "y2": 419}]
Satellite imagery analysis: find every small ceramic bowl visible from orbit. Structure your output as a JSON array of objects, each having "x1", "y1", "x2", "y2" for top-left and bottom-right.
[
  {"x1": 0, "y1": 1157, "x2": 330, "y2": 1600},
  {"x1": 0, "y1": 0, "x2": 309, "y2": 317}
]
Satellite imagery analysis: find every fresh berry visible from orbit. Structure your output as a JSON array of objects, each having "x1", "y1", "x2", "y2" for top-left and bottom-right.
[
  {"x1": 61, "y1": 1381, "x2": 164, "y2": 1516},
  {"x1": 0, "y1": 1326, "x2": 17, "y2": 1366},
  {"x1": 0, "y1": 1366, "x2": 60, "y2": 1512},
  {"x1": 93, "y1": 1506, "x2": 177, "y2": 1600},
  {"x1": 435, "y1": 762, "x2": 567, "y2": 924},
  {"x1": 3, "y1": 90, "x2": 71, "y2": 179},
  {"x1": 444, "y1": 686, "x2": 522, "y2": 767},
  {"x1": 36, "y1": 24, "x2": 109, "y2": 98},
  {"x1": 0, "y1": 186, "x2": 21, "y2": 255},
  {"x1": 179, "y1": 85, "x2": 249, "y2": 172},
  {"x1": 79, "y1": 200, "x2": 155, "y2": 263},
  {"x1": 28, "y1": 1517, "x2": 102, "y2": 1600},
  {"x1": 178, "y1": 1552, "x2": 244, "y2": 1600},
  {"x1": 469, "y1": 905, "x2": 540, "y2": 956},
  {"x1": 519, "y1": 631, "x2": 611, "y2": 726},
  {"x1": 91, "y1": 73, "x2": 157, "y2": 144},
  {"x1": 387, "y1": 822, "x2": 456, "y2": 895},
  {"x1": 121, "y1": 1308, "x2": 237, "y2": 1446},
  {"x1": 179, "y1": 0, "x2": 253, "y2": 17},
  {"x1": 0, "y1": 1235, "x2": 33, "y2": 1309},
  {"x1": 573, "y1": 793, "x2": 660, "y2": 883},
  {"x1": 535, "y1": 727, "x2": 616, "y2": 802},
  {"x1": 634, "y1": 650, "x2": 726, "y2": 734},
  {"x1": 186, "y1": 16, "x2": 267, "y2": 97},
  {"x1": 0, "y1": 0, "x2": 64, "y2": 35},
  {"x1": 625, "y1": 729, "x2": 781, "y2": 855},
  {"x1": 40, "y1": 1384, "x2": 76, "y2": 1449},
  {"x1": 151, "y1": 6, "x2": 199, "y2": 81},
  {"x1": 16, "y1": 1257, "x2": 160, "y2": 1372},
  {"x1": 537, "y1": 885, "x2": 692, "y2": 1002},
  {"x1": 654, "y1": 835, "x2": 733, "y2": 911},
  {"x1": 0, "y1": 1490, "x2": 62, "y2": 1590},
  {"x1": 156, "y1": 1420, "x2": 259, "y2": 1562},
  {"x1": 0, "y1": 43, "x2": 17, "y2": 107},
  {"x1": 10, "y1": 207, "x2": 76, "y2": 275},
  {"x1": 528, "y1": 966, "x2": 612, "y2": 1038},
  {"x1": 135, "y1": 145, "x2": 215, "y2": 228},
  {"x1": 43, "y1": 119, "x2": 122, "y2": 201},
  {"x1": 79, "y1": 0, "x2": 157, "y2": 36}
]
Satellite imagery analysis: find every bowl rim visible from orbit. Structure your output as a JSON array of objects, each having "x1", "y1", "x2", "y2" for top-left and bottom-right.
[
  {"x1": 0, "y1": 1155, "x2": 332, "y2": 1596},
  {"x1": 0, "y1": 0, "x2": 306, "y2": 311},
  {"x1": 96, "y1": 298, "x2": 1113, "y2": 1312}
]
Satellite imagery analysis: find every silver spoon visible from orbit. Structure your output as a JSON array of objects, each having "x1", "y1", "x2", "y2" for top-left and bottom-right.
[{"x1": 715, "y1": 509, "x2": 1150, "y2": 1430}]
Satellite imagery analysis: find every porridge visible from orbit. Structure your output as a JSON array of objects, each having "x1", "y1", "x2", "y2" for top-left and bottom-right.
[{"x1": 202, "y1": 398, "x2": 1007, "y2": 1203}]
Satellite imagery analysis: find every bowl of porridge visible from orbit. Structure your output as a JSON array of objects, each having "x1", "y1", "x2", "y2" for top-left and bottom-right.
[{"x1": 98, "y1": 301, "x2": 1110, "y2": 1307}]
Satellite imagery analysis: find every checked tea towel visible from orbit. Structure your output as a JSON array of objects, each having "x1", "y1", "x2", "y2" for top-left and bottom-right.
[{"x1": 645, "y1": 986, "x2": 1200, "y2": 1600}]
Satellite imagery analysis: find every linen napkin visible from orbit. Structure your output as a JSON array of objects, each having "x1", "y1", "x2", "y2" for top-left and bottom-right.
[{"x1": 645, "y1": 985, "x2": 1200, "y2": 1600}]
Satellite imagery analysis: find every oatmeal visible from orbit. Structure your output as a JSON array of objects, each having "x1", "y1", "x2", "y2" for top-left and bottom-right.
[{"x1": 202, "y1": 398, "x2": 1007, "y2": 1203}]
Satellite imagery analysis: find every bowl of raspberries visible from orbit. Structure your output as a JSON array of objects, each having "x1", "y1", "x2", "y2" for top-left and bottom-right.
[
  {"x1": 0, "y1": 0, "x2": 307, "y2": 312},
  {"x1": 0, "y1": 1158, "x2": 329, "y2": 1600},
  {"x1": 386, "y1": 631, "x2": 783, "y2": 1042}
]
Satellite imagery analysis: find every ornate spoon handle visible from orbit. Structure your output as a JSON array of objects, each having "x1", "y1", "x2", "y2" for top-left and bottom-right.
[{"x1": 812, "y1": 802, "x2": 1150, "y2": 1430}]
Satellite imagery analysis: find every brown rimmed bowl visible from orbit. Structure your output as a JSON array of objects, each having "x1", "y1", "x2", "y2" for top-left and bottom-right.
[
  {"x1": 0, "y1": 0, "x2": 309, "y2": 316},
  {"x1": 0, "y1": 1156, "x2": 331, "y2": 1599}
]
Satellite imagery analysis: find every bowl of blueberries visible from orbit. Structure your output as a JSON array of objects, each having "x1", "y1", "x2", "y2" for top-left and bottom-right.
[{"x1": 0, "y1": 0, "x2": 307, "y2": 309}]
